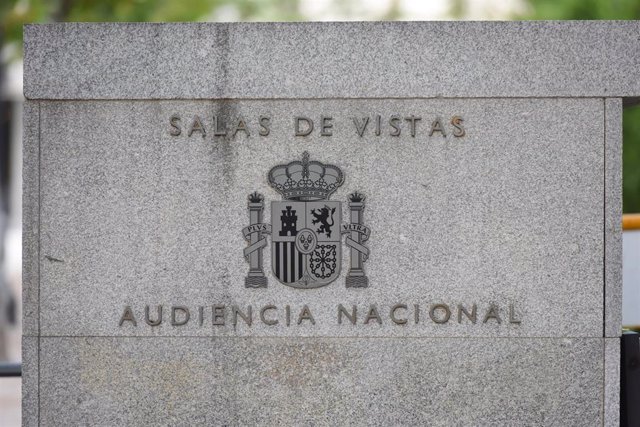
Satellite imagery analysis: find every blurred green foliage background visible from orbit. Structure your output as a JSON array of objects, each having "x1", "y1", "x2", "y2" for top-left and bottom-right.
[{"x1": 1, "y1": 0, "x2": 639, "y2": 212}]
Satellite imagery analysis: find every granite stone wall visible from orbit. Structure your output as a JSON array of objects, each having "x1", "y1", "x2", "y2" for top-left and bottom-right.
[{"x1": 23, "y1": 22, "x2": 632, "y2": 426}]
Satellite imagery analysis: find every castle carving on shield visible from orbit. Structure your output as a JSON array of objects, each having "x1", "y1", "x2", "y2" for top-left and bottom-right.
[{"x1": 280, "y1": 207, "x2": 297, "y2": 236}]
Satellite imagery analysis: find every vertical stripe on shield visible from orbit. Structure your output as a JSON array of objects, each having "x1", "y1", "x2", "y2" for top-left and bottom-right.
[
  {"x1": 280, "y1": 243, "x2": 286, "y2": 282},
  {"x1": 273, "y1": 242, "x2": 304, "y2": 284},
  {"x1": 298, "y1": 251, "x2": 303, "y2": 280},
  {"x1": 290, "y1": 242, "x2": 295, "y2": 282},
  {"x1": 275, "y1": 242, "x2": 280, "y2": 278}
]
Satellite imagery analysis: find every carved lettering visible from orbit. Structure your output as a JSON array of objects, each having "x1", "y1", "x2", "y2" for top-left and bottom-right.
[
  {"x1": 232, "y1": 118, "x2": 250, "y2": 137},
  {"x1": 171, "y1": 306, "x2": 190, "y2": 326},
  {"x1": 119, "y1": 306, "x2": 137, "y2": 326},
  {"x1": 259, "y1": 116, "x2": 271, "y2": 136},
  {"x1": 297, "y1": 305, "x2": 315, "y2": 325},
  {"x1": 451, "y1": 115, "x2": 465, "y2": 137},
  {"x1": 123, "y1": 302, "x2": 522, "y2": 328},
  {"x1": 429, "y1": 119, "x2": 447, "y2": 137},
  {"x1": 295, "y1": 117, "x2": 314, "y2": 136},
  {"x1": 405, "y1": 116, "x2": 421, "y2": 137},
  {"x1": 364, "y1": 305, "x2": 382, "y2": 325},
  {"x1": 429, "y1": 304, "x2": 451, "y2": 324},
  {"x1": 232, "y1": 305, "x2": 253, "y2": 326},
  {"x1": 390, "y1": 304, "x2": 408, "y2": 325},
  {"x1": 260, "y1": 305, "x2": 278, "y2": 325},
  {"x1": 483, "y1": 305, "x2": 502, "y2": 324},
  {"x1": 145, "y1": 305, "x2": 162, "y2": 326},
  {"x1": 389, "y1": 116, "x2": 401, "y2": 136},
  {"x1": 169, "y1": 114, "x2": 181, "y2": 136},
  {"x1": 457, "y1": 303, "x2": 477, "y2": 324},
  {"x1": 212, "y1": 304, "x2": 225, "y2": 325},
  {"x1": 320, "y1": 116, "x2": 333, "y2": 136},
  {"x1": 167, "y1": 114, "x2": 467, "y2": 139},
  {"x1": 338, "y1": 304, "x2": 357, "y2": 325},
  {"x1": 213, "y1": 115, "x2": 227, "y2": 136},
  {"x1": 188, "y1": 115, "x2": 206, "y2": 137},
  {"x1": 353, "y1": 117, "x2": 369, "y2": 137}
]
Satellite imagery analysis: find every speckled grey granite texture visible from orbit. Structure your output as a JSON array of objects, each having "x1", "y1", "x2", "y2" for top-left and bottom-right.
[
  {"x1": 32, "y1": 98, "x2": 605, "y2": 338},
  {"x1": 23, "y1": 22, "x2": 627, "y2": 427},
  {"x1": 604, "y1": 338, "x2": 620, "y2": 427},
  {"x1": 23, "y1": 22, "x2": 640, "y2": 100},
  {"x1": 22, "y1": 336, "x2": 38, "y2": 427},
  {"x1": 22, "y1": 101, "x2": 39, "y2": 337},
  {"x1": 604, "y1": 99, "x2": 622, "y2": 337},
  {"x1": 38, "y1": 337, "x2": 603, "y2": 426}
]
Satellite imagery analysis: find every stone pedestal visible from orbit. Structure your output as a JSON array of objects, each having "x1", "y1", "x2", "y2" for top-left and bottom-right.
[
  {"x1": 22, "y1": 22, "x2": 630, "y2": 426},
  {"x1": 245, "y1": 197, "x2": 268, "y2": 288}
]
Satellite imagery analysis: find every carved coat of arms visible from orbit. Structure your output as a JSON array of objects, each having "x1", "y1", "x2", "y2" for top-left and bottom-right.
[{"x1": 242, "y1": 152, "x2": 371, "y2": 289}]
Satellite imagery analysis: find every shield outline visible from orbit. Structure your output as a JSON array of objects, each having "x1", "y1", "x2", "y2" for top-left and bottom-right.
[
  {"x1": 270, "y1": 200, "x2": 342, "y2": 288},
  {"x1": 305, "y1": 201, "x2": 342, "y2": 287}
]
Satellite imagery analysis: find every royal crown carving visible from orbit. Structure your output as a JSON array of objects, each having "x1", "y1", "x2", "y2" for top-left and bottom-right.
[{"x1": 268, "y1": 151, "x2": 344, "y2": 201}]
